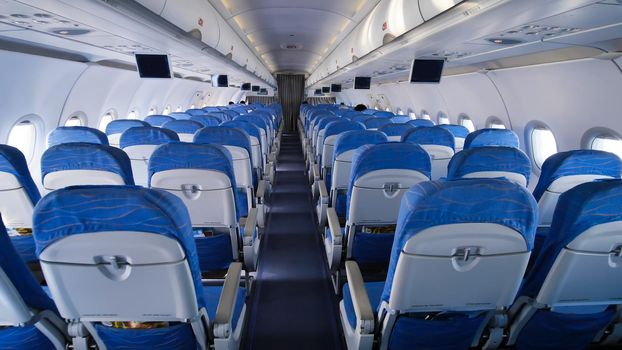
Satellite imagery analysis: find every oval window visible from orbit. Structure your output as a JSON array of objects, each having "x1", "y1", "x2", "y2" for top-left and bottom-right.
[
  {"x1": 162, "y1": 105, "x2": 171, "y2": 115},
  {"x1": 65, "y1": 115, "x2": 83, "y2": 127},
  {"x1": 529, "y1": 124, "x2": 558, "y2": 169},
  {"x1": 458, "y1": 114, "x2": 476, "y2": 132},
  {"x1": 437, "y1": 112, "x2": 450, "y2": 125},
  {"x1": 127, "y1": 109, "x2": 139, "y2": 119},
  {"x1": 420, "y1": 109, "x2": 431, "y2": 120},
  {"x1": 487, "y1": 116, "x2": 506, "y2": 129},
  {"x1": 7, "y1": 120, "x2": 36, "y2": 163},
  {"x1": 98, "y1": 113, "x2": 115, "y2": 132},
  {"x1": 147, "y1": 107, "x2": 157, "y2": 116},
  {"x1": 589, "y1": 131, "x2": 622, "y2": 159}
]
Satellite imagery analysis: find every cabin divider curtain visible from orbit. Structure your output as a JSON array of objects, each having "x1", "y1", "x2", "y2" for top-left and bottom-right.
[{"x1": 277, "y1": 74, "x2": 305, "y2": 132}]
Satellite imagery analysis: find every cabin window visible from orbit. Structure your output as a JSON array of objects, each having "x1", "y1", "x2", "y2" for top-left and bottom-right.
[
  {"x1": 487, "y1": 116, "x2": 506, "y2": 129},
  {"x1": 396, "y1": 108, "x2": 404, "y2": 115},
  {"x1": 408, "y1": 111, "x2": 417, "y2": 120},
  {"x1": 147, "y1": 107, "x2": 157, "y2": 116},
  {"x1": 589, "y1": 132, "x2": 622, "y2": 160},
  {"x1": 98, "y1": 113, "x2": 115, "y2": 132},
  {"x1": 420, "y1": 109, "x2": 431, "y2": 120},
  {"x1": 190, "y1": 104, "x2": 196, "y2": 109},
  {"x1": 437, "y1": 112, "x2": 450, "y2": 125},
  {"x1": 7, "y1": 120, "x2": 36, "y2": 163},
  {"x1": 64, "y1": 115, "x2": 83, "y2": 127},
  {"x1": 529, "y1": 124, "x2": 558, "y2": 169},
  {"x1": 127, "y1": 109, "x2": 139, "y2": 119},
  {"x1": 385, "y1": 106, "x2": 392, "y2": 112},
  {"x1": 458, "y1": 114, "x2": 475, "y2": 132},
  {"x1": 176, "y1": 105, "x2": 183, "y2": 112},
  {"x1": 162, "y1": 105, "x2": 171, "y2": 115}
]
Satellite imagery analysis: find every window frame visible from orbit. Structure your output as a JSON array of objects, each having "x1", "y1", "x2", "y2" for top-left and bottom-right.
[
  {"x1": 64, "y1": 114, "x2": 85, "y2": 127},
  {"x1": 420, "y1": 109, "x2": 431, "y2": 120},
  {"x1": 525, "y1": 120, "x2": 558, "y2": 173},
  {"x1": 437, "y1": 111, "x2": 450, "y2": 125},
  {"x1": 486, "y1": 116, "x2": 506, "y2": 129},
  {"x1": 98, "y1": 110, "x2": 116, "y2": 132},
  {"x1": 127, "y1": 108, "x2": 140, "y2": 120},
  {"x1": 6, "y1": 115, "x2": 41, "y2": 165},
  {"x1": 582, "y1": 127, "x2": 622, "y2": 160},
  {"x1": 458, "y1": 113, "x2": 476, "y2": 132}
]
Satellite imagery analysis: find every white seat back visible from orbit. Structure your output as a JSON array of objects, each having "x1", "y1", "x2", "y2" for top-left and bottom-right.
[
  {"x1": 0, "y1": 172, "x2": 34, "y2": 228},
  {"x1": 123, "y1": 145, "x2": 159, "y2": 187},
  {"x1": 44, "y1": 170, "x2": 126, "y2": 192},
  {"x1": 420, "y1": 144, "x2": 454, "y2": 180}
]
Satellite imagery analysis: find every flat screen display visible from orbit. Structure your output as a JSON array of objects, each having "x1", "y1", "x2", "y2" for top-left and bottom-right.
[
  {"x1": 135, "y1": 54, "x2": 172, "y2": 79},
  {"x1": 213, "y1": 75, "x2": 229, "y2": 87},
  {"x1": 314, "y1": 89, "x2": 323, "y2": 95},
  {"x1": 354, "y1": 77, "x2": 371, "y2": 90},
  {"x1": 322, "y1": 86, "x2": 330, "y2": 93},
  {"x1": 251, "y1": 85, "x2": 260, "y2": 92},
  {"x1": 331, "y1": 84, "x2": 342, "y2": 92},
  {"x1": 241, "y1": 83, "x2": 251, "y2": 91},
  {"x1": 410, "y1": 59, "x2": 444, "y2": 83},
  {"x1": 259, "y1": 88, "x2": 268, "y2": 95}
]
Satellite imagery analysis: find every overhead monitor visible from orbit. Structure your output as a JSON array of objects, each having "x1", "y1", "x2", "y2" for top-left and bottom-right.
[
  {"x1": 251, "y1": 85, "x2": 260, "y2": 92},
  {"x1": 241, "y1": 83, "x2": 251, "y2": 91},
  {"x1": 259, "y1": 88, "x2": 268, "y2": 95},
  {"x1": 354, "y1": 77, "x2": 371, "y2": 90},
  {"x1": 213, "y1": 75, "x2": 229, "y2": 87},
  {"x1": 410, "y1": 59, "x2": 444, "y2": 83},
  {"x1": 322, "y1": 86, "x2": 330, "y2": 93},
  {"x1": 314, "y1": 89, "x2": 323, "y2": 96},
  {"x1": 135, "y1": 53, "x2": 172, "y2": 79},
  {"x1": 331, "y1": 84, "x2": 342, "y2": 92}
]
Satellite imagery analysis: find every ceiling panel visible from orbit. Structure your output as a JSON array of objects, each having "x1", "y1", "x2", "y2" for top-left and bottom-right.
[{"x1": 209, "y1": 0, "x2": 380, "y2": 74}]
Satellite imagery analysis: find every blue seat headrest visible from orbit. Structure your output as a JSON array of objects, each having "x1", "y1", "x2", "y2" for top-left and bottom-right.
[
  {"x1": 144, "y1": 115, "x2": 175, "y2": 127},
  {"x1": 402, "y1": 127, "x2": 455, "y2": 150},
  {"x1": 120, "y1": 126, "x2": 179, "y2": 148},
  {"x1": 464, "y1": 128, "x2": 519, "y2": 149},
  {"x1": 324, "y1": 121, "x2": 366, "y2": 139},
  {"x1": 333, "y1": 130, "x2": 388, "y2": 165},
  {"x1": 0, "y1": 144, "x2": 40, "y2": 206},
  {"x1": 364, "y1": 118, "x2": 393, "y2": 130},
  {"x1": 105, "y1": 119, "x2": 150, "y2": 135},
  {"x1": 48, "y1": 126, "x2": 109, "y2": 148},
  {"x1": 162, "y1": 120, "x2": 203, "y2": 135},
  {"x1": 438, "y1": 124, "x2": 470, "y2": 139},
  {"x1": 447, "y1": 146, "x2": 531, "y2": 185},
  {"x1": 407, "y1": 119, "x2": 435, "y2": 128},
  {"x1": 193, "y1": 127, "x2": 253, "y2": 168},
  {"x1": 190, "y1": 115, "x2": 221, "y2": 127},
  {"x1": 378, "y1": 123, "x2": 415, "y2": 137}
]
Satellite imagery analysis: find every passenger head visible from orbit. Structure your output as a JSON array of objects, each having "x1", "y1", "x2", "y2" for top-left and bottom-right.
[
  {"x1": 354, "y1": 104, "x2": 367, "y2": 112},
  {"x1": 240, "y1": 101, "x2": 246, "y2": 105},
  {"x1": 228, "y1": 101, "x2": 235, "y2": 105}
]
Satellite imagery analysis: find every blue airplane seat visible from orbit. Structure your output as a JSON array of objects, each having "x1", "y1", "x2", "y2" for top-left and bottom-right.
[
  {"x1": 105, "y1": 119, "x2": 150, "y2": 147},
  {"x1": 47, "y1": 126, "x2": 108, "y2": 148},
  {"x1": 377, "y1": 123, "x2": 415, "y2": 142},
  {"x1": 447, "y1": 146, "x2": 531, "y2": 187},
  {"x1": 463, "y1": 128, "x2": 519, "y2": 150},
  {"x1": 407, "y1": 119, "x2": 435, "y2": 128},
  {"x1": 144, "y1": 115, "x2": 174, "y2": 127},
  {"x1": 161, "y1": 120, "x2": 203, "y2": 142},
  {"x1": 403, "y1": 127, "x2": 455, "y2": 180}
]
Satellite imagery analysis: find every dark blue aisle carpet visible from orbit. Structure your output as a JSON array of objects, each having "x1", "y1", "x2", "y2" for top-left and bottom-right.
[{"x1": 243, "y1": 134, "x2": 344, "y2": 349}]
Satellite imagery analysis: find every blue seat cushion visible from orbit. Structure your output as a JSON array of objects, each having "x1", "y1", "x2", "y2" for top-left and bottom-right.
[
  {"x1": 0, "y1": 325, "x2": 55, "y2": 350},
  {"x1": 515, "y1": 308, "x2": 615, "y2": 350},
  {"x1": 326, "y1": 226, "x2": 345, "y2": 244},
  {"x1": 10, "y1": 235, "x2": 37, "y2": 263},
  {"x1": 203, "y1": 285, "x2": 247, "y2": 331},
  {"x1": 351, "y1": 232, "x2": 395, "y2": 266},
  {"x1": 342, "y1": 281, "x2": 384, "y2": 329},
  {"x1": 335, "y1": 192, "x2": 347, "y2": 217},
  {"x1": 236, "y1": 187, "x2": 248, "y2": 218},
  {"x1": 194, "y1": 234, "x2": 234, "y2": 272}
]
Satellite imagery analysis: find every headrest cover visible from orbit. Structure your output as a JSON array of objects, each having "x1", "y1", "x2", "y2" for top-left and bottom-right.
[
  {"x1": 350, "y1": 142, "x2": 431, "y2": 186},
  {"x1": 235, "y1": 116, "x2": 269, "y2": 132},
  {"x1": 144, "y1": 115, "x2": 174, "y2": 127},
  {"x1": 447, "y1": 146, "x2": 531, "y2": 184},
  {"x1": 185, "y1": 109, "x2": 207, "y2": 116},
  {"x1": 351, "y1": 115, "x2": 374, "y2": 124},
  {"x1": 333, "y1": 130, "x2": 388, "y2": 165},
  {"x1": 378, "y1": 123, "x2": 415, "y2": 137},
  {"x1": 221, "y1": 120, "x2": 261, "y2": 140},
  {"x1": 373, "y1": 111, "x2": 395, "y2": 118},
  {"x1": 33, "y1": 186, "x2": 206, "y2": 308},
  {"x1": 314, "y1": 115, "x2": 341, "y2": 132},
  {"x1": 324, "y1": 121, "x2": 365, "y2": 140},
  {"x1": 408, "y1": 119, "x2": 436, "y2": 128},
  {"x1": 364, "y1": 118, "x2": 392, "y2": 130},
  {"x1": 48, "y1": 126, "x2": 109, "y2": 148},
  {"x1": 522, "y1": 180, "x2": 622, "y2": 298},
  {"x1": 120, "y1": 126, "x2": 179, "y2": 148},
  {"x1": 532, "y1": 150, "x2": 622, "y2": 201},
  {"x1": 0, "y1": 216, "x2": 56, "y2": 312},
  {"x1": 208, "y1": 112, "x2": 231, "y2": 123},
  {"x1": 41, "y1": 143, "x2": 135, "y2": 185},
  {"x1": 403, "y1": 127, "x2": 455, "y2": 150},
  {"x1": 382, "y1": 178, "x2": 538, "y2": 301},
  {"x1": 168, "y1": 112, "x2": 193, "y2": 120},
  {"x1": 190, "y1": 115, "x2": 221, "y2": 127},
  {"x1": 438, "y1": 124, "x2": 470, "y2": 139},
  {"x1": 162, "y1": 120, "x2": 203, "y2": 135},
  {"x1": 105, "y1": 120, "x2": 150, "y2": 135},
  {"x1": 194, "y1": 127, "x2": 253, "y2": 165},
  {"x1": 464, "y1": 128, "x2": 519, "y2": 149},
  {"x1": 0, "y1": 145, "x2": 40, "y2": 205}
]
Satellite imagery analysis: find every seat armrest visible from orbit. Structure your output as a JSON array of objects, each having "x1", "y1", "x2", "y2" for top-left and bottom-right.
[
  {"x1": 243, "y1": 208, "x2": 258, "y2": 246},
  {"x1": 345, "y1": 261, "x2": 374, "y2": 334},
  {"x1": 318, "y1": 179, "x2": 329, "y2": 200},
  {"x1": 213, "y1": 262, "x2": 243, "y2": 339},
  {"x1": 256, "y1": 180, "x2": 267, "y2": 202},
  {"x1": 327, "y1": 208, "x2": 342, "y2": 246},
  {"x1": 312, "y1": 163, "x2": 321, "y2": 181}
]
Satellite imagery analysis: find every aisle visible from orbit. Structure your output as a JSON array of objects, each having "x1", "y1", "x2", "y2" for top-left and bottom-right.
[{"x1": 243, "y1": 134, "x2": 344, "y2": 349}]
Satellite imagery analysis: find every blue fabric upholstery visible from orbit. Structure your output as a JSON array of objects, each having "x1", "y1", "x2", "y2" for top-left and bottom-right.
[
  {"x1": 162, "y1": 120, "x2": 203, "y2": 135},
  {"x1": 185, "y1": 109, "x2": 207, "y2": 116},
  {"x1": 168, "y1": 112, "x2": 193, "y2": 120},
  {"x1": 463, "y1": 128, "x2": 519, "y2": 149},
  {"x1": 407, "y1": 119, "x2": 435, "y2": 128},
  {"x1": 144, "y1": 115, "x2": 174, "y2": 127},
  {"x1": 41, "y1": 143, "x2": 134, "y2": 185},
  {"x1": 377, "y1": 123, "x2": 415, "y2": 138},
  {"x1": 447, "y1": 146, "x2": 531, "y2": 184},
  {"x1": 438, "y1": 124, "x2": 470, "y2": 139},
  {"x1": 203, "y1": 285, "x2": 246, "y2": 331},
  {"x1": 119, "y1": 127, "x2": 179, "y2": 148},
  {"x1": 10, "y1": 235, "x2": 37, "y2": 263},
  {"x1": 324, "y1": 121, "x2": 366, "y2": 140},
  {"x1": 47, "y1": 126, "x2": 109, "y2": 148},
  {"x1": 195, "y1": 234, "x2": 235, "y2": 272},
  {"x1": 235, "y1": 116, "x2": 269, "y2": 136},
  {"x1": 221, "y1": 120, "x2": 261, "y2": 143},
  {"x1": 0, "y1": 217, "x2": 57, "y2": 312},
  {"x1": 402, "y1": 127, "x2": 455, "y2": 149},
  {"x1": 347, "y1": 143, "x2": 431, "y2": 219},
  {"x1": 332, "y1": 130, "x2": 388, "y2": 166},
  {"x1": 390, "y1": 116, "x2": 412, "y2": 123},
  {"x1": 190, "y1": 115, "x2": 221, "y2": 127},
  {"x1": 382, "y1": 179, "x2": 538, "y2": 302},
  {"x1": 32, "y1": 185, "x2": 206, "y2": 308},
  {"x1": 194, "y1": 127, "x2": 253, "y2": 167},
  {"x1": 532, "y1": 150, "x2": 622, "y2": 201},
  {"x1": 364, "y1": 118, "x2": 392, "y2": 130},
  {"x1": 522, "y1": 180, "x2": 622, "y2": 298},
  {"x1": 312, "y1": 115, "x2": 340, "y2": 135},
  {"x1": 94, "y1": 323, "x2": 196, "y2": 350},
  {"x1": 0, "y1": 145, "x2": 40, "y2": 206},
  {"x1": 0, "y1": 325, "x2": 55, "y2": 350},
  {"x1": 342, "y1": 281, "x2": 384, "y2": 329},
  {"x1": 105, "y1": 120, "x2": 150, "y2": 136},
  {"x1": 372, "y1": 111, "x2": 394, "y2": 118},
  {"x1": 351, "y1": 115, "x2": 374, "y2": 124}
]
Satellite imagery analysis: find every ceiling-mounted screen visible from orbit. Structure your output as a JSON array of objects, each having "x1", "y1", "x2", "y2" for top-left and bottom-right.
[
  {"x1": 135, "y1": 54, "x2": 172, "y2": 79},
  {"x1": 322, "y1": 86, "x2": 330, "y2": 93},
  {"x1": 251, "y1": 85, "x2": 260, "y2": 92},
  {"x1": 331, "y1": 84, "x2": 342, "y2": 92},
  {"x1": 241, "y1": 83, "x2": 251, "y2": 91},
  {"x1": 314, "y1": 89, "x2": 323, "y2": 96},
  {"x1": 410, "y1": 59, "x2": 444, "y2": 83},
  {"x1": 354, "y1": 77, "x2": 371, "y2": 90},
  {"x1": 213, "y1": 75, "x2": 229, "y2": 87},
  {"x1": 259, "y1": 88, "x2": 268, "y2": 95}
]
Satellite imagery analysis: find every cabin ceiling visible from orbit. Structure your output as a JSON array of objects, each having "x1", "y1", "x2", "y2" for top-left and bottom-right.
[{"x1": 208, "y1": 0, "x2": 381, "y2": 75}]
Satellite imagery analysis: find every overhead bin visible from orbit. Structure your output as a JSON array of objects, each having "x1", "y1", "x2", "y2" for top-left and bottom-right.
[
  {"x1": 156, "y1": 0, "x2": 220, "y2": 47},
  {"x1": 419, "y1": 0, "x2": 463, "y2": 21}
]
